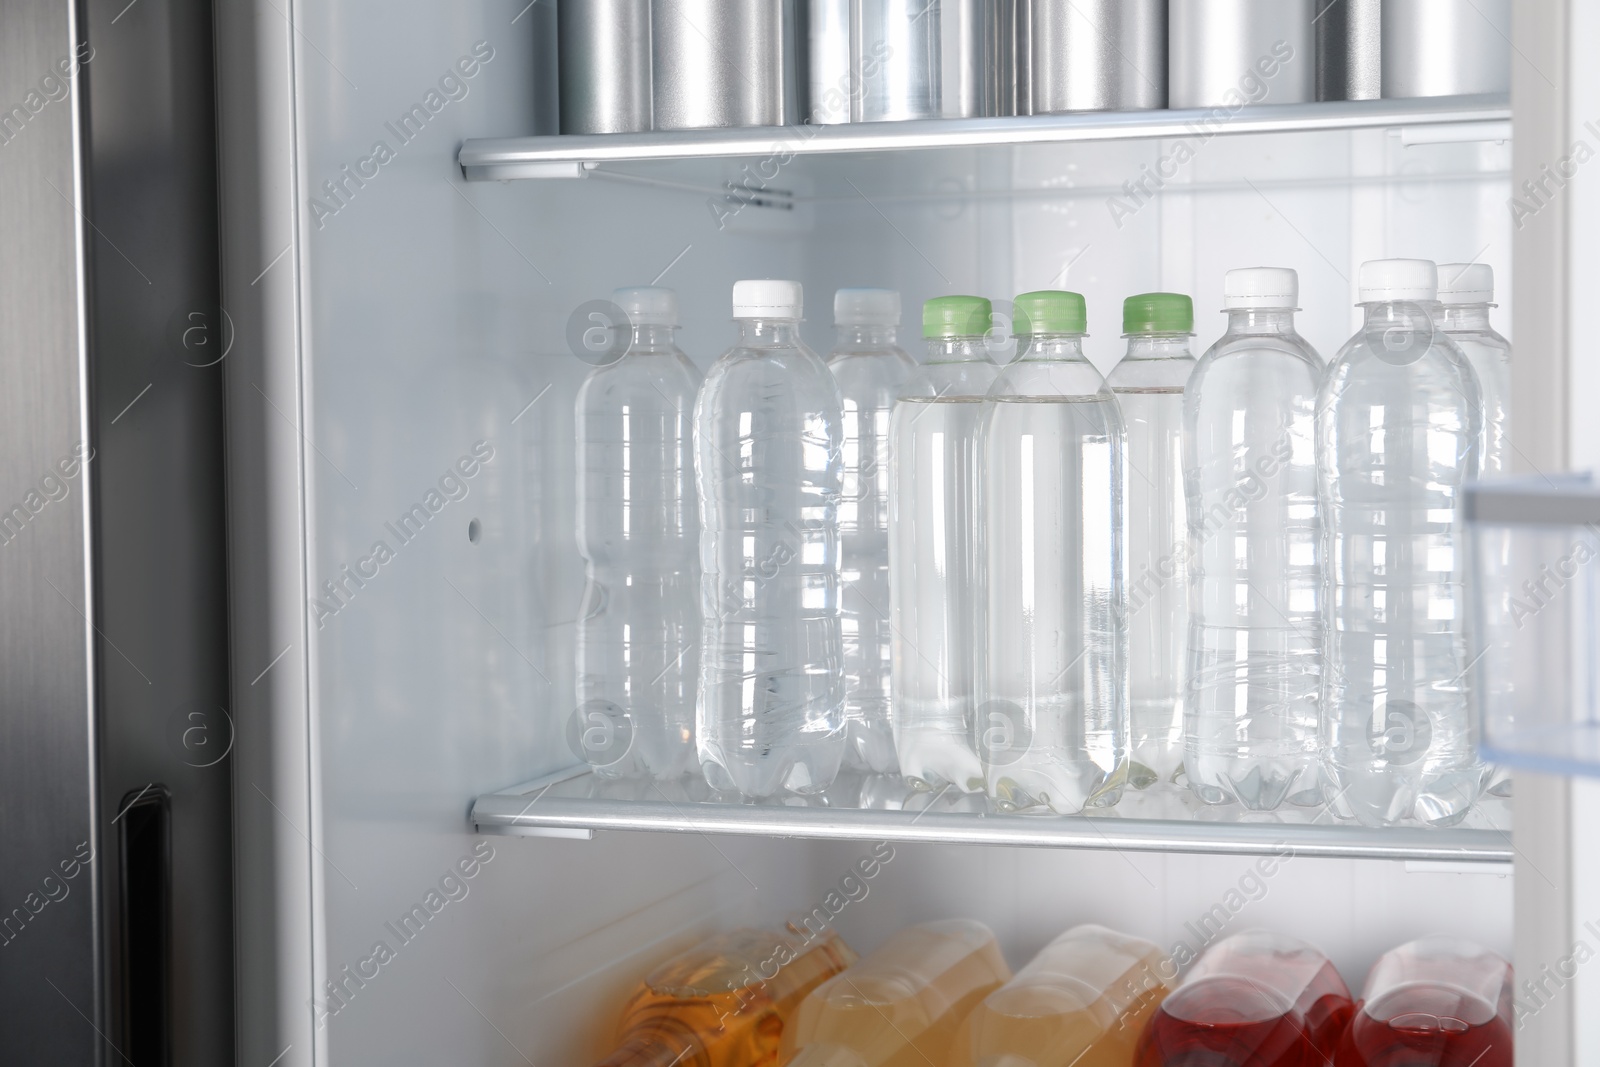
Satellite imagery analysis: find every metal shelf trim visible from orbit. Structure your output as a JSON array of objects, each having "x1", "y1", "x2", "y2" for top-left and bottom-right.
[
  {"x1": 459, "y1": 95, "x2": 1511, "y2": 179},
  {"x1": 470, "y1": 772, "x2": 1514, "y2": 862}
]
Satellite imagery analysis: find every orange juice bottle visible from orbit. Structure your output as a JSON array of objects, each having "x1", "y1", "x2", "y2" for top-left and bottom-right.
[
  {"x1": 952, "y1": 924, "x2": 1172, "y2": 1067},
  {"x1": 594, "y1": 923, "x2": 857, "y2": 1067},
  {"x1": 781, "y1": 919, "x2": 1012, "y2": 1067}
]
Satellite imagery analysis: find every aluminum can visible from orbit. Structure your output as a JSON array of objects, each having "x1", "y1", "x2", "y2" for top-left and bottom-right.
[
  {"x1": 989, "y1": 0, "x2": 1028, "y2": 116},
  {"x1": 857, "y1": 0, "x2": 987, "y2": 121},
  {"x1": 1168, "y1": 0, "x2": 1315, "y2": 109},
  {"x1": 812, "y1": 0, "x2": 1020, "y2": 122},
  {"x1": 809, "y1": 0, "x2": 855, "y2": 123},
  {"x1": 1382, "y1": 0, "x2": 1510, "y2": 99},
  {"x1": 1029, "y1": 0, "x2": 1165, "y2": 113},
  {"x1": 653, "y1": 0, "x2": 804, "y2": 129},
  {"x1": 558, "y1": 0, "x2": 652, "y2": 133},
  {"x1": 1316, "y1": 0, "x2": 1380, "y2": 101}
]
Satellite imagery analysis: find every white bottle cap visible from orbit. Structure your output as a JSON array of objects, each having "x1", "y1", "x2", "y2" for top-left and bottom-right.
[
  {"x1": 834, "y1": 288, "x2": 901, "y2": 326},
  {"x1": 732, "y1": 279, "x2": 803, "y2": 320},
  {"x1": 1223, "y1": 267, "x2": 1298, "y2": 309},
  {"x1": 1437, "y1": 263, "x2": 1494, "y2": 304},
  {"x1": 1359, "y1": 259, "x2": 1438, "y2": 303},
  {"x1": 612, "y1": 286, "x2": 678, "y2": 327}
]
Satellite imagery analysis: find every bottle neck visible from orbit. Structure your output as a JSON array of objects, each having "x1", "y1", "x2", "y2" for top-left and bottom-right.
[
  {"x1": 1121, "y1": 333, "x2": 1192, "y2": 359},
  {"x1": 1223, "y1": 308, "x2": 1297, "y2": 334},
  {"x1": 925, "y1": 335, "x2": 991, "y2": 364},
  {"x1": 1362, "y1": 300, "x2": 1439, "y2": 326},
  {"x1": 834, "y1": 323, "x2": 898, "y2": 348},
  {"x1": 1018, "y1": 333, "x2": 1088, "y2": 361},
  {"x1": 629, "y1": 323, "x2": 680, "y2": 352},
  {"x1": 736, "y1": 318, "x2": 802, "y2": 347},
  {"x1": 1435, "y1": 303, "x2": 1493, "y2": 330}
]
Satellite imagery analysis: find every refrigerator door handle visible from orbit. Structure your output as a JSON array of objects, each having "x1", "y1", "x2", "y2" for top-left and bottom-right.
[{"x1": 117, "y1": 785, "x2": 171, "y2": 1065}]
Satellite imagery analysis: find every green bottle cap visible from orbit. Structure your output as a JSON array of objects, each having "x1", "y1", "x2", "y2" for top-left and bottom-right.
[
  {"x1": 923, "y1": 295, "x2": 993, "y2": 339},
  {"x1": 1014, "y1": 290, "x2": 1088, "y2": 336},
  {"x1": 1123, "y1": 292, "x2": 1194, "y2": 335}
]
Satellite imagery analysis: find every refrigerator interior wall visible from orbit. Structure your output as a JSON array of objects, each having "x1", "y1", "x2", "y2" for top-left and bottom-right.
[{"x1": 278, "y1": 2, "x2": 1513, "y2": 1063}]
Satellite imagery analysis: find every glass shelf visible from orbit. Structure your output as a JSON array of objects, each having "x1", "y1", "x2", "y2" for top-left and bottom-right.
[
  {"x1": 458, "y1": 94, "x2": 1509, "y2": 180},
  {"x1": 470, "y1": 765, "x2": 1514, "y2": 863}
]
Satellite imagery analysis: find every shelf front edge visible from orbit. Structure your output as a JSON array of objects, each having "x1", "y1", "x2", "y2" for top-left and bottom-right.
[
  {"x1": 459, "y1": 95, "x2": 1510, "y2": 178},
  {"x1": 469, "y1": 791, "x2": 1513, "y2": 862}
]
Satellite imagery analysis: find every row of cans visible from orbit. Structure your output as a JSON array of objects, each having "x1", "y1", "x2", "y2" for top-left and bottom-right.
[{"x1": 559, "y1": 0, "x2": 1510, "y2": 135}]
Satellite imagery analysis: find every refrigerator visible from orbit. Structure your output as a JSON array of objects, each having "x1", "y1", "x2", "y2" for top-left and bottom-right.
[{"x1": 6, "y1": 0, "x2": 1600, "y2": 1063}]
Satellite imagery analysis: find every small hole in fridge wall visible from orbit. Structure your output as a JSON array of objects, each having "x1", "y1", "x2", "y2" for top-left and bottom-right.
[{"x1": 467, "y1": 518, "x2": 481, "y2": 544}]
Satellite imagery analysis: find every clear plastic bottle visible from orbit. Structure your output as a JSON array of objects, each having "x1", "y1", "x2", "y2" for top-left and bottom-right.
[
  {"x1": 781, "y1": 919, "x2": 1012, "y2": 1067},
  {"x1": 1334, "y1": 937, "x2": 1512, "y2": 1067},
  {"x1": 1435, "y1": 264, "x2": 1510, "y2": 477},
  {"x1": 982, "y1": 290, "x2": 1129, "y2": 814},
  {"x1": 1320, "y1": 259, "x2": 1486, "y2": 828},
  {"x1": 1135, "y1": 930, "x2": 1354, "y2": 1067},
  {"x1": 828, "y1": 289, "x2": 917, "y2": 774},
  {"x1": 1183, "y1": 268, "x2": 1324, "y2": 811},
  {"x1": 1108, "y1": 294, "x2": 1199, "y2": 790},
  {"x1": 890, "y1": 296, "x2": 1000, "y2": 794},
  {"x1": 575, "y1": 287, "x2": 702, "y2": 779},
  {"x1": 1436, "y1": 263, "x2": 1514, "y2": 801},
  {"x1": 695, "y1": 280, "x2": 847, "y2": 798},
  {"x1": 592, "y1": 923, "x2": 857, "y2": 1067},
  {"x1": 953, "y1": 924, "x2": 1172, "y2": 1067}
]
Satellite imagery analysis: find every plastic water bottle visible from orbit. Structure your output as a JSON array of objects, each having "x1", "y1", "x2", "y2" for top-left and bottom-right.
[
  {"x1": 574, "y1": 287, "x2": 701, "y2": 780},
  {"x1": 890, "y1": 296, "x2": 999, "y2": 793},
  {"x1": 827, "y1": 289, "x2": 916, "y2": 774},
  {"x1": 1436, "y1": 264, "x2": 1510, "y2": 476},
  {"x1": 982, "y1": 290, "x2": 1129, "y2": 813},
  {"x1": 694, "y1": 280, "x2": 846, "y2": 798},
  {"x1": 1108, "y1": 294, "x2": 1198, "y2": 790},
  {"x1": 1320, "y1": 259, "x2": 1485, "y2": 827},
  {"x1": 1183, "y1": 268, "x2": 1324, "y2": 811},
  {"x1": 1436, "y1": 263, "x2": 1514, "y2": 801}
]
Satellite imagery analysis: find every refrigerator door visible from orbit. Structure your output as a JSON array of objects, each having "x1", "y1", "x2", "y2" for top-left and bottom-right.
[
  {"x1": 0, "y1": 4, "x2": 100, "y2": 1059},
  {"x1": 0, "y1": 0, "x2": 234, "y2": 1062}
]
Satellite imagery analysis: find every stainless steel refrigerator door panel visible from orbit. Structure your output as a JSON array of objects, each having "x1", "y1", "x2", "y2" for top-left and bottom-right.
[
  {"x1": 0, "y1": 5, "x2": 100, "y2": 1061},
  {"x1": 558, "y1": 0, "x2": 653, "y2": 133},
  {"x1": 2, "y1": 0, "x2": 234, "y2": 1061},
  {"x1": 1168, "y1": 0, "x2": 1316, "y2": 109},
  {"x1": 1030, "y1": 0, "x2": 1166, "y2": 113},
  {"x1": 82, "y1": 0, "x2": 236, "y2": 1059}
]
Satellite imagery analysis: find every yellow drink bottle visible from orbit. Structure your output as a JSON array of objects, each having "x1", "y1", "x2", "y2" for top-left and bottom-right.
[
  {"x1": 781, "y1": 919, "x2": 1012, "y2": 1067},
  {"x1": 593, "y1": 924, "x2": 857, "y2": 1067},
  {"x1": 952, "y1": 924, "x2": 1172, "y2": 1067}
]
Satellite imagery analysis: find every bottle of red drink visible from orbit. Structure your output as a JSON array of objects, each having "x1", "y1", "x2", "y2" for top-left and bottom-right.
[
  {"x1": 1334, "y1": 937, "x2": 1512, "y2": 1067},
  {"x1": 1135, "y1": 930, "x2": 1354, "y2": 1066}
]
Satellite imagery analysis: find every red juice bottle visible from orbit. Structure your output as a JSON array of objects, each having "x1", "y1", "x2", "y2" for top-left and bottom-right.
[
  {"x1": 1334, "y1": 937, "x2": 1512, "y2": 1067},
  {"x1": 1134, "y1": 930, "x2": 1353, "y2": 1066}
]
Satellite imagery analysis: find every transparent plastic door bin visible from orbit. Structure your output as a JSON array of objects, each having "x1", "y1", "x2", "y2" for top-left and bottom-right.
[{"x1": 1465, "y1": 474, "x2": 1600, "y2": 776}]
